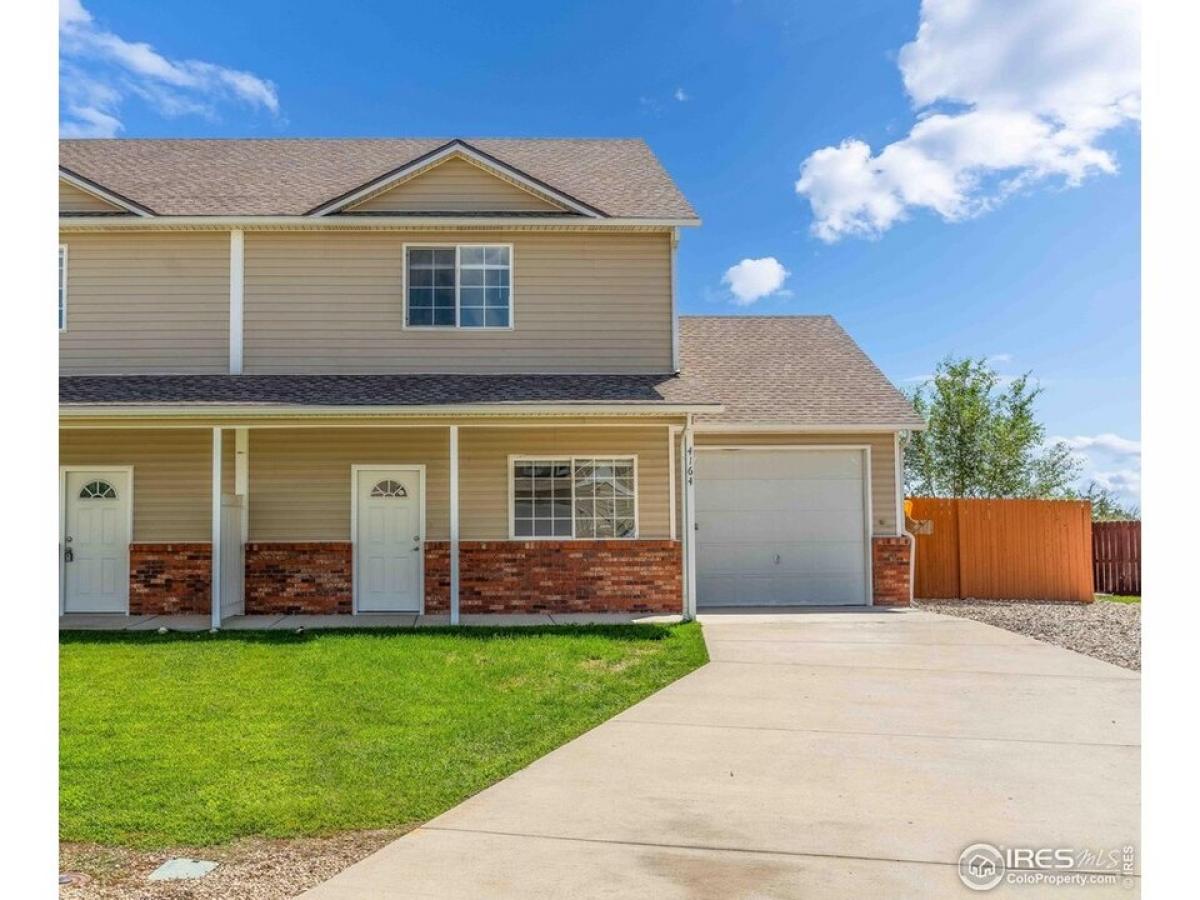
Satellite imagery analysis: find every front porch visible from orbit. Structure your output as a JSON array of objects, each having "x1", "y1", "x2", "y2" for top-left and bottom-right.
[{"x1": 59, "y1": 414, "x2": 699, "y2": 626}]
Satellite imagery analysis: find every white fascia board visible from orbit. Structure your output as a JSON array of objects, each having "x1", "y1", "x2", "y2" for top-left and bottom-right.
[
  {"x1": 692, "y1": 422, "x2": 926, "y2": 433},
  {"x1": 59, "y1": 402, "x2": 723, "y2": 419},
  {"x1": 310, "y1": 142, "x2": 604, "y2": 217},
  {"x1": 59, "y1": 169, "x2": 155, "y2": 217},
  {"x1": 58, "y1": 215, "x2": 700, "y2": 230}
]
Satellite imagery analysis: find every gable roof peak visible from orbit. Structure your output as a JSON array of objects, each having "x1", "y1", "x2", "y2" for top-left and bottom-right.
[{"x1": 58, "y1": 137, "x2": 698, "y2": 219}]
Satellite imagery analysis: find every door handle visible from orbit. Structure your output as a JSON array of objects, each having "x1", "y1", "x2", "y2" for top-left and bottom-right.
[{"x1": 64, "y1": 547, "x2": 74, "y2": 563}]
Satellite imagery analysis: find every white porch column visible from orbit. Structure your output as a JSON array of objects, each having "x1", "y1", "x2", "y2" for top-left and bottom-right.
[
  {"x1": 210, "y1": 427, "x2": 223, "y2": 630},
  {"x1": 682, "y1": 417, "x2": 697, "y2": 619},
  {"x1": 449, "y1": 425, "x2": 460, "y2": 625},
  {"x1": 229, "y1": 230, "x2": 245, "y2": 375}
]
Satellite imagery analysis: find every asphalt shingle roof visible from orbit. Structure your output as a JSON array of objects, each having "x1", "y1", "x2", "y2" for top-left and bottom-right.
[
  {"x1": 59, "y1": 318, "x2": 921, "y2": 430},
  {"x1": 676, "y1": 316, "x2": 924, "y2": 428},
  {"x1": 59, "y1": 373, "x2": 713, "y2": 408},
  {"x1": 59, "y1": 138, "x2": 697, "y2": 219}
]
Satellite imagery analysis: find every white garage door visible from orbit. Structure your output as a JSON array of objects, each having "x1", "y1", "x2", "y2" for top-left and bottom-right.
[{"x1": 694, "y1": 448, "x2": 869, "y2": 607}]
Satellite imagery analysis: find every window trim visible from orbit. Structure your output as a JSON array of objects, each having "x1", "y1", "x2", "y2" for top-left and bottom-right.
[
  {"x1": 507, "y1": 454, "x2": 640, "y2": 540},
  {"x1": 402, "y1": 242, "x2": 516, "y2": 331},
  {"x1": 59, "y1": 243, "x2": 68, "y2": 332}
]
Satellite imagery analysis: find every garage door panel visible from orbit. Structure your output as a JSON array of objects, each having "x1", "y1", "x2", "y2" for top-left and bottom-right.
[
  {"x1": 697, "y1": 573, "x2": 867, "y2": 607},
  {"x1": 698, "y1": 540, "x2": 864, "y2": 577},
  {"x1": 698, "y1": 478, "x2": 863, "y2": 515},
  {"x1": 729, "y1": 449, "x2": 862, "y2": 481},
  {"x1": 702, "y1": 510, "x2": 863, "y2": 545},
  {"x1": 695, "y1": 448, "x2": 869, "y2": 607}
]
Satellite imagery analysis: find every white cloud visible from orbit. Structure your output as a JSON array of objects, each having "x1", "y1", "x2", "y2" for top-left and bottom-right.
[
  {"x1": 674, "y1": 87, "x2": 689, "y2": 102},
  {"x1": 1052, "y1": 432, "x2": 1141, "y2": 504},
  {"x1": 722, "y1": 257, "x2": 790, "y2": 305},
  {"x1": 1055, "y1": 432, "x2": 1141, "y2": 458},
  {"x1": 60, "y1": 0, "x2": 280, "y2": 137},
  {"x1": 796, "y1": 0, "x2": 1140, "y2": 241}
]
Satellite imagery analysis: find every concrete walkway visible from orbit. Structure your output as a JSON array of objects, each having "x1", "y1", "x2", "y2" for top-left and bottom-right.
[
  {"x1": 58, "y1": 612, "x2": 682, "y2": 631},
  {"x1": 305, "y1": 608, "x2": 1140, "y2": 898}
]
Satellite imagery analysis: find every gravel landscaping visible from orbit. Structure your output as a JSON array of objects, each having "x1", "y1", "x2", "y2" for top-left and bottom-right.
[
  {"x1": 59, "y1": 830, "x2": 405, "y2": 900},
  {"x1": 915, "y1": 598, "x2": 1140, "y2": 670}
]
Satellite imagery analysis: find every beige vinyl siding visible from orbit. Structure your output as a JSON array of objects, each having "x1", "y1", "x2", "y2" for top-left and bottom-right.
[
  {"x1": 460, "y1": 426, "x2": 674, "y2": 540},
  {"x1": 60, "y1": 180, "x2": 124, "y2": 214},
  {"x1": 59, "y1": 232, "x2": 230, "y2": 374},
  {"x1": 243, "y1": 230, "x2": 673, "y2": 373},
  {"x1": 248, "y1": 429, "x2": 450, "y2": 541},
  {"x1": 241, "y1": 423, "x2": 675, "y2": 541},
  {"x1": 349, "y1": 157, "x2": 566, "y2": 213},
  {"x1": 693, "y1": 432, "x2": 900, "y2": 535},
  {"x1": 60, "y1": 429, "x2": 215, "y2": 541}
]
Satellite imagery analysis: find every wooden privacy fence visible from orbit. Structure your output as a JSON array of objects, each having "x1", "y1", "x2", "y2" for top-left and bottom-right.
[
  {"x1": 1092, "y1": 521, "x2": 1141, "y2": 595},
  {"x1": 907, "y1": 498, "x2": 1094, "y2": 602}
]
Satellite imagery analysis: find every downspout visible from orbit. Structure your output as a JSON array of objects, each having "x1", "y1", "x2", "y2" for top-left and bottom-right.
[
  {"x1": 682, "y1": 414, "x2": 697, "y2": 619},
  {"x1": 897, "y1": 431, "x2": 916, "y2": 604},
  {"x1": 670, "y1": 227, "x2": 681, "y2": 373},
  {"x1": 229, "y1": 230, "x2": 244, "y2": 375}
]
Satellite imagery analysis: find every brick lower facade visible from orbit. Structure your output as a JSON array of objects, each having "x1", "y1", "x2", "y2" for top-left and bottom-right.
[
  {"x1": 244, "y1": 542, "x2": 353, "y2": 615},
  {"x1": 872, "y1": 536, "x2": 913, "y2": 606},
  {"x1": 129, "y1": 543, "x2": 211, "y2": 615},
  {"x1": 424, "y1": 540, "x2": 682, "y2": 614},
  {"x1": 125, "y1": 538, "x2": 904, "y2": 614}
]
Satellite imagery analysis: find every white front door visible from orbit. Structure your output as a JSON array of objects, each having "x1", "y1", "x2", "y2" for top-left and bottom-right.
[
  {"x1": 355, "y1": 467, "x2": 423, "y2": 612},
  {"x1": 695, "y1": 449, "x2": 869, "y2": 607},
  {"x1": 63, "y1": 470, "x2": 131, "y2": 613}
]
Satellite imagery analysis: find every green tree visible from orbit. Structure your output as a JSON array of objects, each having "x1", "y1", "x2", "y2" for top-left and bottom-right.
[
  {"x1": 1066, "y1": 481, "x2": 1140, "y2": 521},
  {"x1": 904, "y1": 356, "x2": 1081, "y2": 499}
]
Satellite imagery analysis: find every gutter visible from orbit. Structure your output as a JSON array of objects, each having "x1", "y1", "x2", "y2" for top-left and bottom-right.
[
  {"x1": 59, "y1": 215, "x2": 702, "y2": 231},
  {"x1": 691, "y1": 422, "x2": 928, "y2": 433},
  {"x1": 59, "y1": 402, "x2": 724, "y2": 419}
]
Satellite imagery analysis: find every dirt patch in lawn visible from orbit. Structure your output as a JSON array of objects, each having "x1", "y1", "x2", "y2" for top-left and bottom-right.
[
  {"x1": 916, "y1": 598, "x2": 1141, "y2": 670},
  {"x1": 59, "y1": 828, "x2": 409, "y2": 900}
]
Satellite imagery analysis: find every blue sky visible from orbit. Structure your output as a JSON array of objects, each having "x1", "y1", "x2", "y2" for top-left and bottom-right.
[{"x1": 59, "y1": 0, "x2": 1141, "y2": 502}]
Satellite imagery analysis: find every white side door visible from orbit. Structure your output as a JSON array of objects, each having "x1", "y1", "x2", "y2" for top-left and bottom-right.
[
  {"x1": 355, "y1": 468, "x2": 423, "y2": 612},
  {"x1": 63, "y1": 470, "x2": 131, "y2": 613}
]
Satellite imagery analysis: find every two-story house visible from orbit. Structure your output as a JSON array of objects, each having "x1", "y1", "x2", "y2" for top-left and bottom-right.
[{"x1": 58, "y1": 137, "x2": 922, "y2": 626}]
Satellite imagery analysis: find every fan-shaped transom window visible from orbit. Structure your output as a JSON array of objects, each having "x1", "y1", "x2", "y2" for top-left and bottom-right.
[
  {"x1": 79, "y1": 480, "x2": 117, "y2": 500},
  {"x1": 370, "y1": 479, "x2": 409, "y2": 498}
]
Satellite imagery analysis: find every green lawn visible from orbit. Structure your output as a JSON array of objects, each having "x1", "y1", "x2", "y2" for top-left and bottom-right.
[
  {"x1": 1097, "y1": 594, "x2": 1141, "y2": 604},
  {"x1": 60, "y1": 624, "x2": 707, "y2": 848}
]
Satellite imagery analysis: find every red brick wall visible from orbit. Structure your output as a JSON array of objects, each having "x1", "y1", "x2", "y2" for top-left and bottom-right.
[
  {"x1": 873, "y1": 536, "x2": 913, "y2": 606},
  {"x1": 244, "y1": 542, "x2": 352, "y2": 615},
  {"x1": 129, "y1": 543, "x2": 211, "y2": 615},
  {"x1": 127, "y1": 540, "x2": 681, "y2": 617},
  {"x1": 424, "y1": 540, "x2": 682, "y2": 614}
]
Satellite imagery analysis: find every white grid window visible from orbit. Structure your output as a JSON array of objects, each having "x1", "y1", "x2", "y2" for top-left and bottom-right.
[
  {"x1": 512, "y1": 457, "x2": 637, "y2": 539},
  {"x1": 406, "y1": 245, "x2": 511, "y2": 328},
  {"x1": 59, "y1": 245, "x2": 67, "y2": 331}
]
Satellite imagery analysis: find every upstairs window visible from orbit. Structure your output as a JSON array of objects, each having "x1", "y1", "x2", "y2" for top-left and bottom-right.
[
  {"x1": 59, "y1": 245, "x2": 67, "y2": 331},
  {"x1": 406, "y1": 244, "x2": 511, "y2": 328}
]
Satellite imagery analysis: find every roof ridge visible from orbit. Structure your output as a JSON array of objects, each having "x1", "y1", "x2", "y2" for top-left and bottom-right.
[
  {"x1": 59, "y1": 136, "x2": 649, "y2": 144},
  {"x1": 680, "y1": 314, "x2": 836, "y2": 320}
]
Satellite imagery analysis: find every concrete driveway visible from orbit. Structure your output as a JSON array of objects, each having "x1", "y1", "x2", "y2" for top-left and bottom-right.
[{"x1": 305, "y1": 608, "x2": 1140, "y2": 898}]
